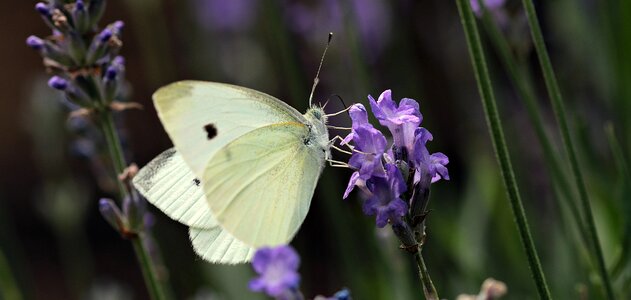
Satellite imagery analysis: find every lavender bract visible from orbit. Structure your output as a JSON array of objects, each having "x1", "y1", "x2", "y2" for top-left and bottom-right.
[{"x1": 249, "y1": 245, "x2": 301, "y2": 298}]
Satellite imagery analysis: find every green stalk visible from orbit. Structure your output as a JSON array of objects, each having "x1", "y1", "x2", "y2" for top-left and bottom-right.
[
  {"x1": 414, "y1": 250, "x2": 438, "y2": 300},
  {"x1": 520, "y1": 1, "x2": 615, "y2": 298},
  {"x1": 605, "y1": 123, "x2": 631, "y2": 279},
  {"x1": 478, "y1": 6, "x2": 590, "y2": 253},
  {"x1": 0, "y1": 248, "x2": 22, "y2": 300},
  {"x1": 97, "y1": 111, "x2": 168, "y2": 300},
  {"x1": 454, "y1": 0, "x2": 552, "y2": 298}
]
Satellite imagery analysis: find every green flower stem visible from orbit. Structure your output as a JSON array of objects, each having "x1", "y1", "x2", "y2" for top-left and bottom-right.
[
  {"x1": 605, "y1": 123, "x2": 631, "y2": 279},
  {"x1": 97, "y1": 111, "x2": 168, "y2": 300},
  {"x1": 520, "y1": 1, "x2": 615, "y2": 298},
  {"x1": 0, "y1": 248, "x2": 22, "y2": 300},
  {"x1": 414, "y1": 250, "x2": 438, "y2": 300},
  {"x1": 478, "y1": 6, "x2": 590, "y2": 251},
  {"x1": 454, "y1": 0, "x2": 552, "y2": 298}
]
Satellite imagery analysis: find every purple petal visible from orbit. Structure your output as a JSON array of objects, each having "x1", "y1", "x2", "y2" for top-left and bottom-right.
[{"x1": 343, "y1": 172, "x2": 360, "y2": 199}]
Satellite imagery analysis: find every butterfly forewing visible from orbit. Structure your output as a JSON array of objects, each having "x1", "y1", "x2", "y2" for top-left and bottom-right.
[
  {"x1": 154, "y1": 81, "x2": 306, "y2": 179},
  {"x1": 202, "y1": 122, "x2": 325, "y2": 247}
]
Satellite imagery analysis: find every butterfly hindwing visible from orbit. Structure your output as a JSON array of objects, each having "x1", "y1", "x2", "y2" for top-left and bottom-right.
[
  {"x1": 133, "y1": 148, "x2": 255, "y2": 263},
  {"x1": 189, "y1": 227, "x2": 256, "y2": 264},
  {"x1": 203, "y1": 122, "x2": 325, "y2": 247}
]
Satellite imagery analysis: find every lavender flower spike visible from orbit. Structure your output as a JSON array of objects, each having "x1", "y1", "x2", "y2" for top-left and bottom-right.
[{"x1": 249, "y1": 245, "x2": 301, "y2": 298}]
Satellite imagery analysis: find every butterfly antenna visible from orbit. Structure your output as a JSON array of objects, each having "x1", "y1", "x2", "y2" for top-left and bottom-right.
[
  {"x1": 330, "y1": 94, "x2": 348, "y2": 110},
  {"x1": 309, "y1": 32, "x2": 333, "y2": 107}
]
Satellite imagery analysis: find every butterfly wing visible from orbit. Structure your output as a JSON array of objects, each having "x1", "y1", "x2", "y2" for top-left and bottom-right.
[
  {"x1": 133, "y1": 148, "x2": 214, "y2": 229},
  {"x1": 153, "y1": 81, "x2": 306, "y2": 179},
  {"x1": 189, "y1": 227, "x2": 256, "y2": 264},
  {"x1": 202, "y1": 122, "x2": 325, "y2": 247},
  {"x1": 133, "y1": 148, "x2": 255, "y2": 263}
]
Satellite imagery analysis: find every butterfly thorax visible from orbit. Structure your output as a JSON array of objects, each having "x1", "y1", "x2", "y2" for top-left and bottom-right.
[{"x1": 304, "y1": 106, "x2": 331, "y2": 161}]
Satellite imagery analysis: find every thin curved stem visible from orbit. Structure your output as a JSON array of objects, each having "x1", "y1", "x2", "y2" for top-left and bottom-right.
[
  {"x1": 0, "y1": 248, "x2": 22, "y2": 300},
  {"x1": 454, "y1": 0, "x2": 552, "y2": 298},
  {"x1": 97, "y1": 112, "x2": 168, "y2": 300},
  {"x1": 415, "y1": 250, "x2": 438, "y2": 300},
  {"x1": 520, "y1": 1, "x2": 615, "y2": 299}
]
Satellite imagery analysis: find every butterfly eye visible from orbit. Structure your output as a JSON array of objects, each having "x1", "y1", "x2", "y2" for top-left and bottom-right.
[{"x1": 204, "y1": 123, "x2": 217, "y2": 140}]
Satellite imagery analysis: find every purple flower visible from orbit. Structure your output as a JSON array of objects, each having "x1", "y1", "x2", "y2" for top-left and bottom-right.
[
  {"x1": 413, "y1": 128, "x2": 450, "y2": 183},
  {"x1": 343, "y1": 126, "x2": 388, "y2": 198},
  {"x1": 249, "y1": 245, "x2": 301, "y2": 298},
  {"x1": 341, "y1": 103, "x2": 370, "y2": 145},
  {"x1": 368, "y1": 90, "x2": 422, "y2": 157},
  {"x1": 363, "y1": 164, "x2": 408, "y2": 227},
  {"x1": 428, "y1": 153, "x2": 449, "y2": 182}
]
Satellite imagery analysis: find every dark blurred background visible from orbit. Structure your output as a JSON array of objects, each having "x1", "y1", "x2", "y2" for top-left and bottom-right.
[{"x1": 2, "y1": 0, "x2": 630, "y2": 299}]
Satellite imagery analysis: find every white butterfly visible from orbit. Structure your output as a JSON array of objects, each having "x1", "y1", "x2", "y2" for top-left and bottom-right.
[{"x1": 133, "y1": 80, "x2": 336, "y2": 264}]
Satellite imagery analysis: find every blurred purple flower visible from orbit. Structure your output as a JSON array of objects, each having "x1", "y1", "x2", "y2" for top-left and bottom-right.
[
  {"x1": 362, "y1": 164, "x2": 408, "y2": 228},
  {"x1": 194, "y1": 0, "x2": 259, "y2": 32},
  {"x1": 470, "y1": 0, "x2": 506, "y2": 15},
  {"x1": 249, "y1": 245, "x2": 301, "y2": 298},
  {"x1": 470, "y1": 0, "x2": 508, "y2": 26},
  {"x1": 284, "y1": 0, "x2": 391, "y2": 59},
  {"x1": 48, "y1": 76, "x2": 69, "y2": 90}
]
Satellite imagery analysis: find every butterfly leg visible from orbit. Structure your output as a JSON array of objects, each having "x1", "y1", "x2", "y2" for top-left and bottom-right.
[
  {"x1": 327, "y1": 159, "x2": 350, "y2": 168},
  {"x1": 327, "y1": 125, "x2": 352, "y2": 130},
  {"x1": 324, "y1": 106, "x2": 351, "y2": 117}
]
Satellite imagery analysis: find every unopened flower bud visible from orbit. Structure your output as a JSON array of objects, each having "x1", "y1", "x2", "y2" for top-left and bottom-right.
[
  {"x1": 35, "y1": 2, "x2": 51, "y2": 17},
  {"x1": 88, "y1": 0, "x2": 106, "y2": 28},
  {"x1": 99, "y1": 198, "x2": 125, "y2": 233},
  {"x1": 48, "y1": 76, "x2": 68, "y2": 90},
  {"x1": 26, "y1": 36, "x2": 45, "y2": 50},
  {"x1": 72, "y1": 0, "x2": 90, "y2": 33},
  {"x1": 98, "y1": 28, "x2": 113, "y2": 43}
]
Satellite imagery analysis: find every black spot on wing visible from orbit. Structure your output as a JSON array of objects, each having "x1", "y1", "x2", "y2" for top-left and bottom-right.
[
  {"x1": 193, "y1": 178, "x2": 201, "y2": 186},
  {"x1": 204, "y1": 123, "x2": 217, "y2": 140}
]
